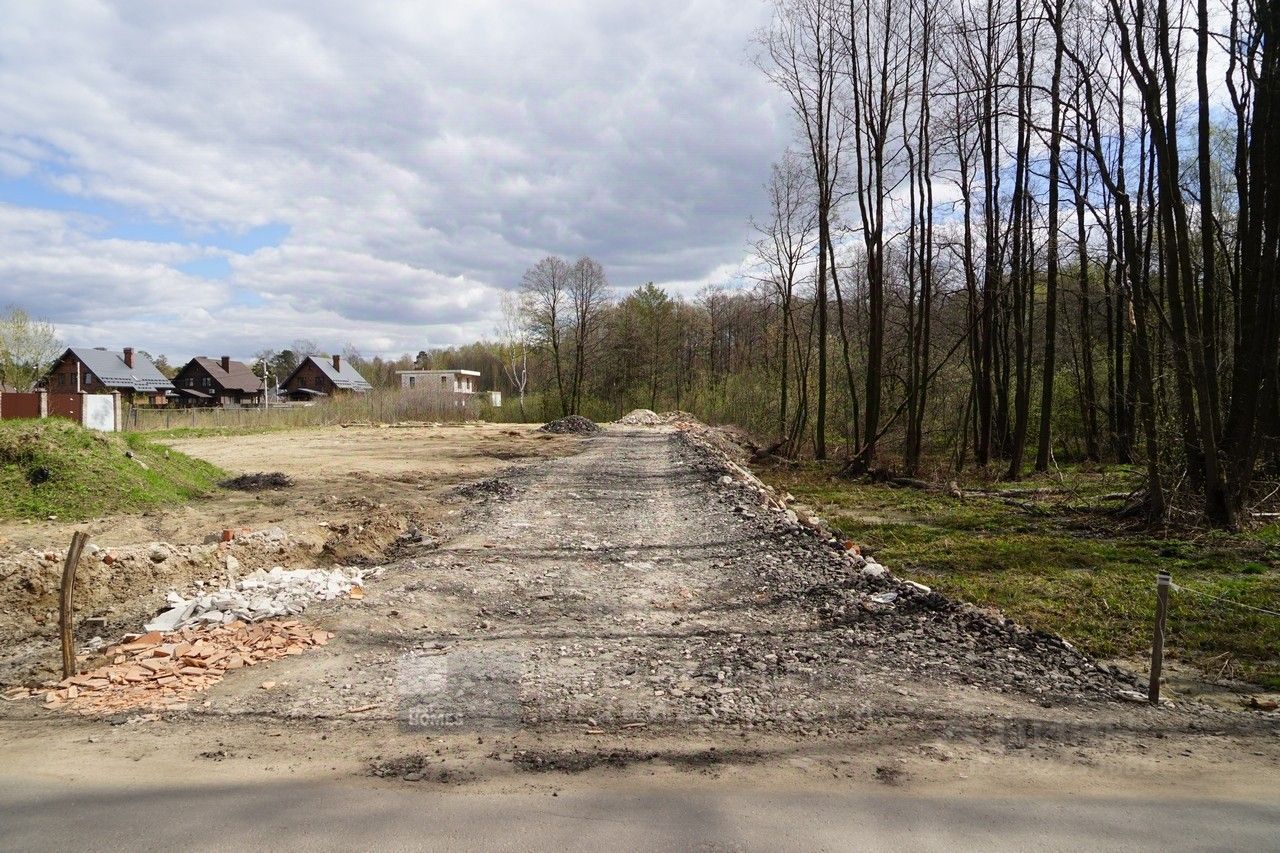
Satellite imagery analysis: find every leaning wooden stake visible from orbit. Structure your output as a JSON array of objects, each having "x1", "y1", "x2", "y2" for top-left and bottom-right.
[
  {"x1": 1148, "y1": 570, "x2": 1171, "y2": 705},
  {"x1": 59, "y1": 531, "x2": 90, "y2": 680}
]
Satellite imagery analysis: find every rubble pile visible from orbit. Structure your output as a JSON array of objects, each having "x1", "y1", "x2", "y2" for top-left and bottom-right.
[
  {"x1": 668, "y1": 415, "x2": 756, "y2": 463},
  {"x1": 616, "y1": 408, "x2": 662, "y2": 426},
  {"x1": 452, "y1": 477, "x2": 516, "y2": 504},
  {"x1": 539, "y1": 415, "x2": 601, "y2": 435},
  {"x1": 219, "y1": 472, "x2": 294, "y2": 491},
  {"x1": 144, "y1": 566, "x2": 367, "y2": 632},
  {"x1": 0, "y1": 526, "x2": 324, "y2": 646},
  {"x1": 674, "y1": 422, "x2": 1134, "y2": 702},
  {"x1": 6, "y1": 620, "x2": 333, "y2": 715}
]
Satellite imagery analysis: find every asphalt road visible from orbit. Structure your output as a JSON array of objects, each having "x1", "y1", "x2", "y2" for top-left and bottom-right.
[{"x1": 2, "y1": 777, "x2": 1277, "y2": 852}]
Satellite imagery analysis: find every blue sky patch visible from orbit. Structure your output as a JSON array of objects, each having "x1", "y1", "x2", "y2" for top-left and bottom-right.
[
  {"x1": 176, "y1": 256, "x2": 233, "y2": 279},
  {"x1": 0, "y1": 171, "x2": 289, "y2": 253}
]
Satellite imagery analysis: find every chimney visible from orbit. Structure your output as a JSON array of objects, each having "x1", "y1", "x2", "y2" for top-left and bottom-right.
[
  {"x1": 221, "y1": 355, "x2": 231, "y2": 373},
  {"x1": 123, "y1": 347, "x2": 134, "y2": 368},
  {"x1": 332, "y1": 354, "x2": 341, "y2": 371}
]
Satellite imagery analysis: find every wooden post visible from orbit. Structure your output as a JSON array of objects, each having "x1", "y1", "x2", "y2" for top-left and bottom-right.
[
  {"x1": 59, "y1": 531, "x2": 90, "y2": 680},
  {"x1": 1148, "y1": 570, "x2": 1171, "y2": 705}
]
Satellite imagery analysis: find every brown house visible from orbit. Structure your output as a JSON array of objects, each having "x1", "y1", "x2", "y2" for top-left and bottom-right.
[
  {"x1": 44, "y1": 347, "x2": 173, "y2": 406},
  {"x1": 280, "y1": 354, "x2": 372, "y2": 401},
  {"x1": 172, "y1": 356, "x2": 265, "y2": 408}
]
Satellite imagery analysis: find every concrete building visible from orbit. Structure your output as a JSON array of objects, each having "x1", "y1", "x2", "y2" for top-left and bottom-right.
[{"x1": 396, "y1": 369, "x2": 500, "y2": 407}]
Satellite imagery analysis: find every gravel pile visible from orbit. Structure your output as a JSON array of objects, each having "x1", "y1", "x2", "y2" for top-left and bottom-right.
[
  {"x1": 617, "y1": 408, "x2": 662, "y2": 426},
  {"x1": 539, "y1": 415, "x2": 601, "y2": 435}
]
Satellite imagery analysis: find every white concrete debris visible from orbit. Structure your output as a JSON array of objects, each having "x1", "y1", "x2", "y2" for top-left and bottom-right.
[
  {"x1": 860, "y1": 561, "x2": 888, "y2": 579},
  {"x1": 144, "y1": 566, "x2": 368, "y2": 632},
  {"x1": 902, "y1": 580, "x2": 932, "y2": 594}
]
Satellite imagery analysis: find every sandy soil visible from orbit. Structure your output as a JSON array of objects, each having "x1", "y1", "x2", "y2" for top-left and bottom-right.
[{"x1": 1, "y1": 424, "x2": 1276, "y2": 805}]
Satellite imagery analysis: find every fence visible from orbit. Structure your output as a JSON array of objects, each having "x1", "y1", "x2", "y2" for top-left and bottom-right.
[
  {"x1": 127, "y1": 388, "x2": 491, "y2": 433},
  {"x1": 0, "y1": 391, "x2": 120, "y2": 431}
]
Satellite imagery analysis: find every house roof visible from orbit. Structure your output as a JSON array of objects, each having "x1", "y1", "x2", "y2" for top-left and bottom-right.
[
  {"x1": 183, "y1": 357, "x2": 265, "y2": 394},
  {"x1": 61, "y1": 347, "x2": 174, "y2": 392},
  {"x1": 283, "y1": 356, "x2": 372, "y2": 392}
]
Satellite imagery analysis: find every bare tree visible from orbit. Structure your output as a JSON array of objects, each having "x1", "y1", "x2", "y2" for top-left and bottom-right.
[
  {"x1": 566, "y1": 256, "x2": 611, "y2": 415},
  {"x1": 520, "y1": 256, "x2": 572, "y2": 416},
  {"x1": 750, "y1": 152, "x2": 818, "y2": 449},
  {"x1": 496, "y1": 291, "x2": 531, "y2": 419},
  {"x1": 759, "y1": 0, "x2": 847, "y2": 458}
]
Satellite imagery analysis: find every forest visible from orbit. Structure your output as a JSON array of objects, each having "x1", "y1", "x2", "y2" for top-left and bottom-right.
[{"x1": 415, "y1": 0, "x2": 1279, "y2": 534}]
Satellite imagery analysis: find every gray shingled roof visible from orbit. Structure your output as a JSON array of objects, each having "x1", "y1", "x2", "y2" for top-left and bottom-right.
[
  {"x1": 64, "y1": 347, "x2": 174, "y2": 393},
  {"x1": 290, "y1": 355, "x2": 372, "y2": 392}
]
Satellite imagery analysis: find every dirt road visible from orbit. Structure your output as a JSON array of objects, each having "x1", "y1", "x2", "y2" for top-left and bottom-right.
[{"x1": 2, "y1": 424, "x2": 1277, "y2": 846}]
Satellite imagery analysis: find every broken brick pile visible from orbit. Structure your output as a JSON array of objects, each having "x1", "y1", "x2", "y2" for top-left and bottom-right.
[{"x1": 6, "y1": 620, "x2": 333, "y2": 716}]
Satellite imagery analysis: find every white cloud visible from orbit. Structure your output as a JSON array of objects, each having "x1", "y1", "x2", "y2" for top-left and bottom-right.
[{"x1": 0, "y1": 0, "x2": 789, "y2": 358}]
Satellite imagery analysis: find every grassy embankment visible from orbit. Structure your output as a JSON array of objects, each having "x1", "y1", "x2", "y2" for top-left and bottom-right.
[
  {"x1": 0, "y1": 419, "x2": 224, "y2": 521},
  {"x1": 761, "y1": 462, "x2": 1280, "y2": 689}
]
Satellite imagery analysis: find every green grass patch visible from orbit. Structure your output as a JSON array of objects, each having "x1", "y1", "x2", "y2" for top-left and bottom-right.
[
  {"x1": 765, "y1": 463, "x2": 1280, "y2": 689},
  {"x1": 0, "y1": 419, "x2": 225, "y2": 521}
]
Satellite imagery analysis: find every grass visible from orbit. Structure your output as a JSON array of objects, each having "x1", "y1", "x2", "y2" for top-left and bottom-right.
[
  {"x1": 0, "y1": 419, "x2": 225, "y2": 521},
  {"x1": 763, "y1": 462, "x2": 1280, "y2": 690}
]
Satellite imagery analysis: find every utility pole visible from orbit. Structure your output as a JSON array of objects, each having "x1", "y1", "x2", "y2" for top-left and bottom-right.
[{"x1": 259, "y1": 358, "x2": 271, "y2": 412}]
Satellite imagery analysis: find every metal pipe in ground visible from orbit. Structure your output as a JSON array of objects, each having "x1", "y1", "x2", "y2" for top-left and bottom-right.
[{"x1": 1148, "y1": 570, "x2": 1171, "y2": 705}]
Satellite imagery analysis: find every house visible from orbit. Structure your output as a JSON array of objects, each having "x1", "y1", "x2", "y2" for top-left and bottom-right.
[
  {"x1": 44, "y1": 347, "x2": 174, "y2": 406},
  {"x1": 398, "y1": 369, "x2": 480, "y2": 393},
  {"x1": 396, "y1": 368, "x2": 501, "y2": 407},
  {"x1": 172, "y1": 356, "x2": 265, "y2": 408},
  {"x1": 280, "y1": 354, "x2": 372, "y2": 401}
]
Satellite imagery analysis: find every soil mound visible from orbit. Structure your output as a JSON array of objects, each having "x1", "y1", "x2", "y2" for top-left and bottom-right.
[
  {"x1": 538, "y1": 416, "x2": 601, "y2": 435},
  {"x1": 220, "y1": 472, "x2": 293, "y2": 491},
  {"x1": 0, "y1": 419, "x2": 222, "y2": 521},
  {"x1": 617, "y1": 409, "x2": 662, "y2": 426}
]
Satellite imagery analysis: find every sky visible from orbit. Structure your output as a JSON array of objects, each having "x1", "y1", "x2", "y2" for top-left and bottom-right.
[{"x1": 0, "y1": 0, "x2": 789, "y2": 361}]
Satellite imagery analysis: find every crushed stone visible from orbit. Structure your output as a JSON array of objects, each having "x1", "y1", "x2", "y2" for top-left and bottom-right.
[{"x1": 144, "y1": 565, "x2": 370, "y2": 632}]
